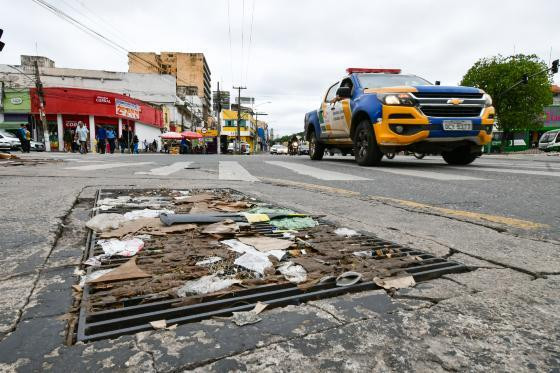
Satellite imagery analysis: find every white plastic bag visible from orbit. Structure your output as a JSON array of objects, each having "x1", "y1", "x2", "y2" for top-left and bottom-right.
[{"x1": 96, "y1": 238, "x2": 144, "y2": 257}]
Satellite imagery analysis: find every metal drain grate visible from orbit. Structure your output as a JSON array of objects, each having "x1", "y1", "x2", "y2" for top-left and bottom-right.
[{"x1": 76, "y1": 188, "x2": 466, "y2": 342}]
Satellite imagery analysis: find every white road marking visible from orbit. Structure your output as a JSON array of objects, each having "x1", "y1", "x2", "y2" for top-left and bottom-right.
[
  {"x1": 448, "y1": 166, "x2": 560, "y2": 178},
  {"x1": 266, "y1": 161, "x2": 370, "y2": 181},
  {"x1": 135, "y1": 162, "x2": 193, "y2": 176},
  {"x1": 219, "y1": 161, "x2": 259, "y2": 182},
  {"x1": 65, "y1": 162, "x2": 154, "y2": 171},
  {"x1": 321, "y1": 160, "x2": 485, "y2": 181},
  {"x1": 475, "y1": 161, "x2": 560, "y2": 171}
]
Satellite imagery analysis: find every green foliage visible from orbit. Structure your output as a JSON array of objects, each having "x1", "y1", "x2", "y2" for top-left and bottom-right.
[
  {"x1": 461, "y1": 54, "x2": 553, "y2": 132},
  {"x1": 272, "y1": 131, "x2": 304, "y2": 144}
]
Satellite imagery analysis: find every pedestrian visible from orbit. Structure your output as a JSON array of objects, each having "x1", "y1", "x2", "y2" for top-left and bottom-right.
[
  {"x1": 152, "y1": 139, "x2": 158, "y2": 153},
  {"x1": 76, "y1": 121, "x2": 89, "y2": 154},
  {"x1": 17, "y1": 124, "x2": 27, "y2": 153},
  {"x1": 132, "y1": 135, "x2": 139, "y2": 154},
  {"x1": 96, "y1": 126, "x2": 107, "y2": 154},
  {"x1": 24, "y1": 125, "x2": 31, "y2": 153},
  {"x1": 107, "y1": 128, "x2": 116, "y2": 154},
  {"x1": 180, "y1": 138, "x2": 189, "y2": 154},
  {"x1": 143, "y1": 139, "x2": 148, "y2": 152},
  {"x1": 118, "y1": 136, "x2": 126, "y2": 153},
  {"x1": 73, "y1": 130, "x2": 80, "y2": 152}
]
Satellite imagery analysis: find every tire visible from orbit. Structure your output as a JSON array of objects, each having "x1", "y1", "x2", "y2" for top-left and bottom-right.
[
  {"x1": 309, "y1": 131, "x2": 325, "y2": 160},
  {"x1": 385, "y1": 153, "x2": 395, "y2": 159},
  {"x1": 442, "y1": 147, "x2": 477, "y2": 165},
  {"x1": 413, "y1": 152, "x2": 425, "y2": 159},
  {"x1": 341, "y1": 150, "x2": 348, "y2": 156},
  {"x1": 354, "y1": 120, "x2": 383, "y2": 166}
]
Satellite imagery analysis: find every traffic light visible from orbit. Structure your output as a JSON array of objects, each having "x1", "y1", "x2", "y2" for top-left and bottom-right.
[
  {"x1": 522, "y1": 74, "x2": 529, "y2": 84},
  {"x1": 0, "y1": 29, "x2": 4, "y2": 52},
  {"x1": 552, "y1": 59, "x2": 559, "y2": 74}
]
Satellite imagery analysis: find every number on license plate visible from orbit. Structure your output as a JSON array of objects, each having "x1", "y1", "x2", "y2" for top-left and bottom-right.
[{"x1": 443, "y1": 120, "x2": 472, "y2": 131}]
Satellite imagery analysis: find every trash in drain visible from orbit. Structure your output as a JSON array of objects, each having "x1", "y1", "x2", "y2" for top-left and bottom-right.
[{"x1": 74, "y1": 188, "x2": 467, "y2": 343}]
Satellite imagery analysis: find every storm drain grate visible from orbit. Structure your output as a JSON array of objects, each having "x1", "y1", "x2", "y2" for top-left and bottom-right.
[{"x1": 76, "y1": 188, "x2": 466, "y2": 342}]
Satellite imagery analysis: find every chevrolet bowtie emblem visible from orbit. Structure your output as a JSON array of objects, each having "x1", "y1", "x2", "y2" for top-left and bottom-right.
[{"x1": 447, "y1": 98, "x2": 464, "y2": 105}]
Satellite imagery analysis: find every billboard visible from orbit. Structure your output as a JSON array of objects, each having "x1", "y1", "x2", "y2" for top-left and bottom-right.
[
  {"x1": 115, "y1": 99, "x2": 140, "y2": 119},
  {"x1": 544, "y1": 106, "x2": 560, "y2": 128},
  {"x1": 235, "y1": 96, "x2": 255, "y2": 105},
  {"x1": 213, "y1": 91, "x2": 230, "y2": 111}
]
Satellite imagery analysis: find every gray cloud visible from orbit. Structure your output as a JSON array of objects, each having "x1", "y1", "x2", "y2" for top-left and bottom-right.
[{"x1": 1, "y1": 0, "x2": 557, "y2": 135}]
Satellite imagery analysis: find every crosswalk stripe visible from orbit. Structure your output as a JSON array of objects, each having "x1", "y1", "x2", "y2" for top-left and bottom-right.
[
  {"x1": 266, "y1": 161, "x2": 370, "y2": 180},
  {"x1": 372, "y1": 167, "x2": 486, "y2": 181},
  {"x1": 65, "y1": 162, "x2": 154, "y2": 171},
  {"x1": 448, "y1": 166, "x2": 560, "y2": 178},
  {"x1": 321, "y1": 161, "x2": 485, "y2": 181},
  {"x1": 135, "y1": 162, "x2": 192, "y2": 176},
  {"x1": 219, "y1": 161, "x2": 259, "y2": 182}
]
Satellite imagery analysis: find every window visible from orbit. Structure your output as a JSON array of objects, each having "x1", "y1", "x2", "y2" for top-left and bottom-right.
[
  {"x1": 357, "y1": 74, "x2": 432, "y2": 88},
  {"x1": 325, "y1": 82, "x2": 340, "y2": 102}
]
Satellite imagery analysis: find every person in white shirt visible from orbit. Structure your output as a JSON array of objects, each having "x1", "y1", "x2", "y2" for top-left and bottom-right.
[{"x1": 76, "y1": 121, "x2": 89, "y2": 154}]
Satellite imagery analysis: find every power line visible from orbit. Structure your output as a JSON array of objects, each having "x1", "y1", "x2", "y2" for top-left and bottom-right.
[
  {"x1": 227, "y1": 0, "x2": 234, "y2": 86},
  {"x1": 244, "y1": 0, "x2": 255, "y2": 87},
  {"x1": 240, "y1": 0, "x2": 245, "y2": 84}
]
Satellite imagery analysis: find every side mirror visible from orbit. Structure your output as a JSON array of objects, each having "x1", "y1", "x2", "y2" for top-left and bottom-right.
[
  {"x1": 336, "y1": 86, "x2": 352, "y2": 98},
  {"x1": 435, "y1": 80, "x2": 441, "y2": 86}
]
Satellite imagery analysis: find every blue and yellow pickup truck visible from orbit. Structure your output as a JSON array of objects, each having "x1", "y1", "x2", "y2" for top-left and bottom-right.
[{"x1": 304, "y1": 68, "x2": 495, "y2": 166}]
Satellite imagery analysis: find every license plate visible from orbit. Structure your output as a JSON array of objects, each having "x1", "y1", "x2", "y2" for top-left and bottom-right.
[{"x1": 443, "y1": 120, "x2": 472, "y2": 131}]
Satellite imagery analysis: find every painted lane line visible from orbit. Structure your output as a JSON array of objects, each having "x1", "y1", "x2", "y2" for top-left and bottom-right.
[
  {"x1": 447, "y1": 166, "x2": 560, "y2": 178},
  {"x1": 135, "y1": 162, "x2": 193, "y2": 176},
  {"x1": 265, "y1": 161, "x2": 370, "y2": 181},
  {"x1": 65, "y1": 162, "x2": 154, "y2": 171},
  {"x1": 219, "y1": 161, "x2": 259, "y2": 182}
]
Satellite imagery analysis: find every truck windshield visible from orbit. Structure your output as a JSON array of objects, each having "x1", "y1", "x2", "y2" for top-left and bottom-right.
[
  {"x1": 357, "y1": 74, "x2": 432, "y2": 89},
  {"x1": 540, "y1": 132, "x2": 558, "y2": 143}
]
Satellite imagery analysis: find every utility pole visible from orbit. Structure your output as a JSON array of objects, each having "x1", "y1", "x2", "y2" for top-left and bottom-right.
[
  {"x1": 216, "y1": 82, "x2": 222, "y2": 155},
  {"x1": 34, "y1": 61, "x2": 50, "y2": 151},
  {"x1": 233, "y1": 85, "x2": 246, "y2": 154}
]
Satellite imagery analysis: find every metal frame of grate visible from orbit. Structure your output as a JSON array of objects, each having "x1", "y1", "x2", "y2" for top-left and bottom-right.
[{"x1": 76, "y1": 189, "x2": 466, "y2": 342}]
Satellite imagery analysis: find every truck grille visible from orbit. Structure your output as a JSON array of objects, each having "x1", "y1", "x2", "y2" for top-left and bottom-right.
[
  {"x1": 414, "y1": 92, "x2": 483, "y2": 99},
  {"x1": 420, "y1": 106, "x2": 482, "y2": 118}
]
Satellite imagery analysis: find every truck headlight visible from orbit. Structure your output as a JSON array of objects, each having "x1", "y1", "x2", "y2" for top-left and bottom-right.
[
  {"x1": 482, "y1": 93, "x2": 492, "y2": 107},
  {"x1": 377, "y1": 93, "x2": 415, "y2": 106}
]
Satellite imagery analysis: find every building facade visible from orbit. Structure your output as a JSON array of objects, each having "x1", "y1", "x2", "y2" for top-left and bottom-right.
[{"x1": 128, "y1": 52, "x2": 211, "y2": 122}]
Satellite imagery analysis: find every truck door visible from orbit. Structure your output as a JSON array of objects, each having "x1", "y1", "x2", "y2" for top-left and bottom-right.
[
  {"x1": 320, "y1": 82, "x2": 340, "y2": 139},
  {"x1": 329, "y1": 78, "x2": 353, "y2": 138}
]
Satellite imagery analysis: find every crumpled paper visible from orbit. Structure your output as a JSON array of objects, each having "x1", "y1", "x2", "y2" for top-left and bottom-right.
[
  {"x1": 177, "y1": 274, "x2": 241, "y2": 296},
  {"x1": 374, "y1": 275, "x2": 416, "y2": 290},
  {"x1": 277, "y1": 262, "x2": 307, "y2": 284},
  {"x1": 86, "y1": 213, "x2": 127, "y2": 232},
  {"x1": 97, "y1": 238, "x2": 144, "y2": 257}
]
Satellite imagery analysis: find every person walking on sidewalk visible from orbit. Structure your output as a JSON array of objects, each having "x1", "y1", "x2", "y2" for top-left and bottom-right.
[
  {"x1": 107, "y1": 128, "x2": 116, "y2": 154},
  {"x1": 96, "y1": 126, "x2": 107, "y2": 154},
  {"x1": 132, "y1": 135, "x2": 139, "y2": 154},
  {"x1": 76, "y1": 122, "x2": 89, "y2": 154},
  {"x1": 17, "y1": 124, "x2": 30, "y2": 153}
]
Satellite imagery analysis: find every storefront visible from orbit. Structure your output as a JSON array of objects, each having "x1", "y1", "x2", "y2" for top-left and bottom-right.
[
  {"x1": 196, "y1": 129, "x2": 218, "y2": 153},
  {"x1": 30, "y1": 87, "x2": 163, "y2": 152},
  {"x1": 0, "y1": 88, "x2": 33, "y2": 135}
]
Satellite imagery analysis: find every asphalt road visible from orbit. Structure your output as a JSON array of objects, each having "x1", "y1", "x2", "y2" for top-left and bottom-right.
[{"x1": 9, "y1": 150, "x2": 559, "y2": 240}]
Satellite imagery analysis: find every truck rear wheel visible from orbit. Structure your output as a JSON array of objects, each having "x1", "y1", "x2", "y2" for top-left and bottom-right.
[
  {"x1": 309, "y1": 131, "x2": 325, "y2": 160},
  {"x1": 354, "y1": 120, "x2": 383, "y2": 166},
  {"x1": 442, "y1": 147, "x2": 477, "y2": 165}
]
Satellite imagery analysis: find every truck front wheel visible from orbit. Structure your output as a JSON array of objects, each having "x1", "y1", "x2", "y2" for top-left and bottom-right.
[
  {"x1": 354, "y1": 120, "x2": 383, "y2": 166},
  {"x1": 442, "y1": 147, "x2": 477, "y2": 165},
  {"x1": 309, "y1": 132, "x2": 325, "y2": 160}
]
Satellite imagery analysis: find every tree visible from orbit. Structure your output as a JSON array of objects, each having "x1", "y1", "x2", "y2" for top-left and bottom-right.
[
  {"x1": 460, "y1": 54, "x2": 553, "y2": 149},
  {"x1": 272, "y1": 131, "x2": 304, "y2": 144}
]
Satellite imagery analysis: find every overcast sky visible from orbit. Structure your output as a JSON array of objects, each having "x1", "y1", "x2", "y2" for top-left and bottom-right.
[{"x1": 1, "y1": 0, "x2": 558, "y2": 135}]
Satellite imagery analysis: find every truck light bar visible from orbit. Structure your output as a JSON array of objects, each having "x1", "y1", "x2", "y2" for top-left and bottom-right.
[{"x1": 346, "y1": 68, "x2": 401, "y2": 74}]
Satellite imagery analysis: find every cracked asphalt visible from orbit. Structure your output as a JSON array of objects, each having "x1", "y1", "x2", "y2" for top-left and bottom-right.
[{"x1": 0, "y1": 152, "x2": 559, "y2": 372}]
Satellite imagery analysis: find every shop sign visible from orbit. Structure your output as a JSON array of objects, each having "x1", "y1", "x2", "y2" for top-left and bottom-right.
[
  {"x1": 115, "y1": 99, "x2": 140, "y2": 119},
  {"x1": 221, "y1": 129, "x2": 250, "y2": 137},
  {"x1": 64, "y1": 120, "x2": 79, "y2": 128},
  {"x1": 95, "y1": 96, "x2": 113, "y2": 104},
  {"x1": 10, "y1": 97, "x2": 23, "y2": 105}
]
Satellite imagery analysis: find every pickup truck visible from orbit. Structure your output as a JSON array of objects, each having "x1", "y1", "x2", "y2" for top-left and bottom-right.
[{"x1": 304, "y1": 68, "x2": 495, "y2": 166}]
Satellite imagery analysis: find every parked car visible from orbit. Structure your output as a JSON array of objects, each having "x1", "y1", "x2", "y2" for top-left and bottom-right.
[
  {"x1": 30, "y1": 140, "x2": 46, "y2": 152},
  {"x1": 304, "y1": 67, "x2": 495, "y2": 166},
  {"x1": 0, "y1": 137, "x2": 12, "y2": 152},
  {"x1": 0, "y1": 130, "x2": 21, "y2": 150},
  {"x1": 227, "y1": 142, "x2": 251, "y2": 154},
  {"x1": 270, "y1": 144, "x2": 282, "y2": 154},
  {"x1": 538, "y1": 130, "x2": 560, "y2": 152}
]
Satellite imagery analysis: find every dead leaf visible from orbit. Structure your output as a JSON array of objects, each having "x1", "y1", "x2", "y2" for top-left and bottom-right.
[
  {"x1": 373, "y1": 275, "x2": 416, "y2": 290},
  {"x1": 150, "y1": 320, "x2": 167, "y2": 329},
  {"x1": 238, "y1": 236, "x2": 294, "y2": 252},
  {"x1": 253, "y1": 301, "x2": 267, "y2": 315},
  {"x1": 88, "y1": 258, "x2": 152, "y2": 283}
]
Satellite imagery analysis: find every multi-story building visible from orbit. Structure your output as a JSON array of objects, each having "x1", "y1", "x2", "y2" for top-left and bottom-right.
[{"x1": 128, "y1": 52, "x2": 211, "y2": 122}]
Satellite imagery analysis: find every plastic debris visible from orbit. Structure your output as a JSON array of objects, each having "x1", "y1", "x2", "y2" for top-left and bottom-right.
[
  {"x1": 150, "y1": 320, "x2": 167, "y2": 330},
  {"x1": 267, "y1": 250, "x2": 286, "y2": 261},
  {"x1": 97, "y1": 196, "x2": 170, "y2": 209},
  {"x1": 238, "y1": 236, "x2": 293, "y2": 251},
  {"x1": 374, "y1": 275, "x2": 416, "y2": 290},
  {"x1": 83, "y1": 256, "x2": 102, "y2": 267},
  {"x1": 248, "y1": 207, "x2": 317, "y2": 230},
  {"x1": 78, "y1": 269, "x2": 113, "y2": 288},
  {"x1": 234, "y1": 252, "x2": 273, "y2": 275},
  {"x1": 177, "y1": 274, "x2": 241, "y2": 297},
  {"x1": 334, "y1": 228, "x2": 360, "y2": 237},
  {"x1": 195, "y1": 257, "x2": 223, "y2": 266},
  {"x1": 124, "y1": 209, "x2": 174, "y2": 220},
  {"x1": 86, "y1": 213, "x2": 127, "y2": 232},
  {"x1": 336, "y1": 271, "x2": 362, "y2": 287},
  {"x1": 202, "y1": 219, "x2": 239, "y2": 234},
  {"x1": 222, "y1": 239, "x2": 286, "y2": 265},
  {"x1": 353, "y1": 250, "x2": 372, "y2": 258},
  {"x1": 277, "y1": 262, "x2": 307, "y2": 284},
  {"x1": 88, "y1": 258, "x2": 151, "y2": 283},
  {"x1": 97, "y1": 238, "x2": 144, "y2": 257}
]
